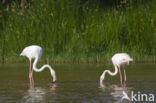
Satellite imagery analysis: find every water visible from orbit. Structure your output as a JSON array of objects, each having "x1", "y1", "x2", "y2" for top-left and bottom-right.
[{"x1": 0, "y1": 63, "x2": 156, "y2": 103}]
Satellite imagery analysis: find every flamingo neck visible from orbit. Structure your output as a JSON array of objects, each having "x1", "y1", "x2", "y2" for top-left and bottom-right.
[
  {"x1": 32, "y1": 57, "x2": 56, "y2": 82},
  {"x1": 100, "y1": 65, "x2": 118, "y2": 86}
]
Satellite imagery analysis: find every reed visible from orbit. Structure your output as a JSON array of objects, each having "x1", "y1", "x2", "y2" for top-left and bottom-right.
[{"x1": 0, "y1": 0, "x2": 155, "y2": 62}]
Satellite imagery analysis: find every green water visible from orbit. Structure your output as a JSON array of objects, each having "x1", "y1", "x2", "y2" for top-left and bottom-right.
[{"x1": 0, "y1": 63, "x2": 156, "y2": 103}]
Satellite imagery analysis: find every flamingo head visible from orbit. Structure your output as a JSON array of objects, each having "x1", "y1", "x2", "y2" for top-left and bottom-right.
[
  {"x1": 100, "y1": 75, "x2": 104, "y2": 87},
  {"x1": 52, "y1": 73, "x2": 57, "y2": 83}
]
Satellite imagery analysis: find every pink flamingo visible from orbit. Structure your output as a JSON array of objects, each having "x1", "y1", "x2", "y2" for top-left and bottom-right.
[
  {"x1": 20, "y1": 45, "x2": 56, "y2": 87},
  {"x1": 100, "y1": 53, "x2": 133, "y2": 87}
]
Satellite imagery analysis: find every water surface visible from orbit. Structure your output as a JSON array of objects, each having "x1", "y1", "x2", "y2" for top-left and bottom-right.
[{"x1": 0, "y1": 63, "x2": 156, "y2": 103}]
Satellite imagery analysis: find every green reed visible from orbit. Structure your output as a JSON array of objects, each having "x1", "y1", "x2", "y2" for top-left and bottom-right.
[{"x1": 0, "y1": 0, "x2": 155, "y2": 62}]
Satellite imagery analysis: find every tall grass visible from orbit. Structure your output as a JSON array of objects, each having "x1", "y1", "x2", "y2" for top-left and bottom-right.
[{"x1": 0, "y1": 0, "x2": 155, "y2": 62}]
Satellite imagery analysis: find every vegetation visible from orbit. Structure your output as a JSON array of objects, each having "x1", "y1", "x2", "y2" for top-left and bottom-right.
[{"x1": 0, "y1": 0, "x2": 155, "y2": 63}]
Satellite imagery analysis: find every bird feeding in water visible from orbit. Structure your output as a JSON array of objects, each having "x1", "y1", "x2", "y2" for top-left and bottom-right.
[
  {"x1": 100, "y1": 53, "x2": 133, "y2": 87},
  {"x1": 20, "y1": 45, "x2": 56, "y2": 87}
]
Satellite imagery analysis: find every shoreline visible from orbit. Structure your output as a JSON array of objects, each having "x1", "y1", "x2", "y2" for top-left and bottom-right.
[{"x1": 0, "y1": 59, "x2": 155, "y2": 64}]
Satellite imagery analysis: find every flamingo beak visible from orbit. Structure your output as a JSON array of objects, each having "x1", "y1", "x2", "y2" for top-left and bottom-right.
[{"x1": 52, "y1": 81, "x2": 56, "y2": 83}]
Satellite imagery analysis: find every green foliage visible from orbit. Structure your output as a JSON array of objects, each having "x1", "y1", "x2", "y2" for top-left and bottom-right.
[{"x1": 0, "y1": 0, "x2": 155, "y2": 61}]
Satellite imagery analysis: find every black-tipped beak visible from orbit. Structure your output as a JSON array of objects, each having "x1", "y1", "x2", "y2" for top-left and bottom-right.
[{"x1": 52, "y1": 81, "x2": 56, "y2": 83}]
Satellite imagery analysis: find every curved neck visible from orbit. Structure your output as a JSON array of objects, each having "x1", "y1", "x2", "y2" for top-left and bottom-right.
[
  {"x1": 32, "y1": 57, "x2": 56, "y2": 82},
  {"x1": 100, "y1": 65, "x2": 118, "y2": 86},
  {"x1": 103, "y1": 66, "x2": 118, "y2": 77}
]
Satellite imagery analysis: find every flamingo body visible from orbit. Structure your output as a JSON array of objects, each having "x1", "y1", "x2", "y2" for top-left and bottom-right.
[
  {"x1": 112, "y1": 53, "x2": 133, "y2": 67},
  {"x1": 20, "y1": 45, "x2": 56, "y2": 87},
  {"x1": 100, "y1": 53, "x2": 133, "y2": 87},
  {"x1": 20, "y1": 45, "x2": 42, "y2": 60}
]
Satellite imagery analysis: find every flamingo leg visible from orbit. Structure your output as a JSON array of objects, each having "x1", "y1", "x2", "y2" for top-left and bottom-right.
[
  {"x1": 29, "y1": 60, "x2": 32, "y2": 88},
  {"x1": 31, "y1": 68, "x2": 34, "y2": 87},
  {"x1": 29, "y1": 60, "x2": 34, "y2": 88},
  {"x1": 124, "y1": 68, "x2": 127, "y2": 87},
  {"x1": 118, "y1": 67, "x2": 123, "y2": 87}
]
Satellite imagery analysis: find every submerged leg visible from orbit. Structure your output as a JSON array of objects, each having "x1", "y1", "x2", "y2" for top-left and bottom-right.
[{"x1": 118, "y1": 67, "x2": 123, "y2": 87}]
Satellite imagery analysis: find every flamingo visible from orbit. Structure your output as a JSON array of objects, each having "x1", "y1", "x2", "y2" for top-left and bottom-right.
[
  {"x1": 100, "y1": 53, "x2": 133, "y2": 87},
  {"x1": 20, "y1": 45, "x2": 56, "y2": 87}
]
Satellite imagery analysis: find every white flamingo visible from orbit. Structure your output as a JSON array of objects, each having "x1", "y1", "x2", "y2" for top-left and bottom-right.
[
  {"x1": 20, "y1": 45, "x2": 56, "y2": 87},
  {"x1": 100, "y1": 53, "x2": 133, "y2": 87}
]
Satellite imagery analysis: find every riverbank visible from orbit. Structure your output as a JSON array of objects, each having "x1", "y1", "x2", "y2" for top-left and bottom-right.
[
  {"x1": 0, "y1": 0, "x2": 155, "y2": 62},
  {"x1": 0, "y1": 54, "x2": 155, "y2": 64}
]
